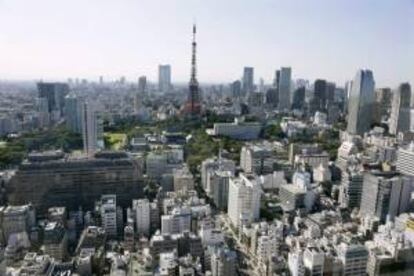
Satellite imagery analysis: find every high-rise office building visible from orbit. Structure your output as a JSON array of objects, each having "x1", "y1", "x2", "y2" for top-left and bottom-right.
[
  {"x1": 303, "y1": 248, "x2": 325, "y2": 276},
  {"x1": 209, "y1": 170, "x2": 233, "y2": 211},
  {"x1": 326, "y1": 82, "x2": 336, "y2": 105},
  {"x1": 292, "y1": 86, "x2": 306, "y2": 110},
  {"x1": 374, "y1": 88, "x2": 392, "y2": 123},
  {"x1": 396, "y1": 142, "x2": 414, "y2": 177},
  {"x1": 266, "y1": 88, "x2": 279, "y2": 107},
  {"x1": 132, "y1": 199, "x2": 151, "y2": 237},
  {"x1": 347, "y1": 69, "x2": 375, "y2": 135},
  {"x1": 311, "y1": 79, "x2": 327, "y2": 112},
  {"x1": 158, "y1": 65, "x2": 171, "y2": 93},
  {"x1": 201, "y1": 157, "x2": 236, "y2": 191},
  {"x1": 43, "y1": 222, "x2": 68, "y2": 261},
  {"x1": 64, "y1": 94, "x2": 82, "y2": 133},
  {"x1": 273, "y1": 70, "x2": 280, "y2": 87},
  {"x1": 36, "y1": 97, "x2": 50, "y2": 128},
  {"x1": 135, "y1": 76, "x2": 147, "y2": 113},
  {"x1": 81, "y1": 102, "x2": 103, "y2": 156},
  {"x1": 240, "y1": 144, "x2": 274, "y2": 175},
  {"x1": 37, "y1": 82, "x2": 69, "y2": 124},
  {"x1": 1, "y1": 204, "x2": 36, "y2": 244},
  {"x1": 339, "y1": 169, "x2": 363, "y2": 209},
  {"x1": 99, "y1": 194, "x2": 118, "y2": 238},
  {"x1": 360, "y1": 171, "x2": 412, "y2": 222},
  {"x1": 337, "y1": 243, "x2": 368, "y2": 276},
  {"x1": 211, "y1": 247, "x2": 237, "y2": 276},
  {"x1": 138, "y1": 76, "x2": 147, "y2": 94},
  {"x1": 277, "y1": 67, "x2": 292, "y2": 110},
  {"x1": 389, "y1": 83, "x2": 412, "y2": 135},
  {"x1": 161, "y1": 207, "x2": 191, "y2": 235},
  {"x1": 242, "y1": 67, "x2": 254, "y2": 95},
  {"x1": 202, "y1": 157, "x2": 235, "y2": 211},
  {"x1": 37, "y1": 82, "x2": 69, "y2": 114},
  {"x1": 227, "y1": 174, "x2": 261, "y2": 227},
  {"x1": 231, "y1": 80, "x2": 242, "y2": 98}
]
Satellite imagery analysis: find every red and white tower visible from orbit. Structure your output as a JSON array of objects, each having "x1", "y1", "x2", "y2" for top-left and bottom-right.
[{"x1": 183, "y1": 24, "x2": 201, "y2": 116}]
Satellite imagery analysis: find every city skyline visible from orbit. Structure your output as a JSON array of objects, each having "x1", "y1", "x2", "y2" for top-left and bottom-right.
[{"x1": 1, "y1": 0, "x2": 413, "y2": 87}]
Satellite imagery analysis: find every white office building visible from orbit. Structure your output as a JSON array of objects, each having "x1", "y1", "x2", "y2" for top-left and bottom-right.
[
  {"x1": 288, "y1": 249, "x2": 306, "y2": 276},
  {"x1": 336, "y1": 243, "x2": 368, "y2": 276},
  {"x1": 211, "y1": 118, "x2": 262, "y2": 140},
  {"x1": 161, "y1": 207, "x2": 192, "y2": 235},
  {"x1": 132, "y1": 199, "x2": 151, "y2": 237},
  {"x1": 201, "y1": 157, "x2": 235, "y2": 192},
  {"x1": 173, "y1": 166, "x2": 195, "y2": 193},
  {"x1": 227, "y1": 174, "x2": 261, "y2": 227},
  {"x1": 396, "y1": 142, "x2": 414, "y2": 177},
  {"x1": 303, "y1": 247, "x2": 325, "y2": 276},
  {"x1": 360, "y1": 171, "x2": 413, "y2": 222},
  {"x1": 99, "y1": 195, "x2": 117, "y2": 238},
  {"x1": 240, "y1": 144, "x2": 275, "y2": 175}
]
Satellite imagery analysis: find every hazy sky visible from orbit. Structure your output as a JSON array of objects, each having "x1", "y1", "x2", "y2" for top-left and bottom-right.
[{"x1": 1, "y1": 0, "x2": 413, "y2": 87}]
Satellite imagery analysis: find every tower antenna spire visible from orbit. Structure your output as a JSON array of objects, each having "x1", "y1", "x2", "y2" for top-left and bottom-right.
[
  {"x1": 183, "y1": 23, "x2": 201, "y2": 117},
  {"x1": 190, "y1": 23, "x2": 197, "y2": 84}
]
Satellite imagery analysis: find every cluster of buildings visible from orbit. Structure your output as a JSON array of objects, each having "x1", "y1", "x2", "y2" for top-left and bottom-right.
[{"x1": 1, "y1": 22, "x2": 414, "y2": 275}]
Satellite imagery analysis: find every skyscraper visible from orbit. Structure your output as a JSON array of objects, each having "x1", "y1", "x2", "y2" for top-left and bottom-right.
[
  {"x1": 183, "y1": 24, "x2": 201, "y2": 116},
  {"x1": 64, "y1": 94, "x2": 82, "y2": 133},
  {"x1": 291, "y1": 86, "x2": 306, "y2": 110},
  {"x1": 311, "y1": 79, "x2": 327, "y2": 112},
  {"x1": 37, "y1": 82, "x2": 69, "y2": 116},
  {"x1": 347, "y1": 69, "x2": 375, "y2": 135},
  {"x1": 135, "y1": 76, "x2": 147, "y2": 114},
  {"x1": 81, "y1": 101, "x2": 103, "y2": 157},
  {"x1": 277, "y1": 67, "x2": 292, "y2": 111},
  {"x1": 389, "y1": 83, "x2": 412, "y2": 135},
  {"x1": 231, "y1": 80, "x2": 242, "y2": 98},
  {"x1": 158, "y1": 65, "x2": 171, "y2": 93},
  {"x1": 138, "y1": 76, "x2": 147, "y2": 94},
  {"x1": 326, "y1": 82, "x2": 336, "y2": 106},
  {"x1": 273, "y1": 70, "x2": 280, "y2": 88},
  {"x1": 374, "y1": 87, "x2": 392, "y2": 123},
  {"x1": 242, "y1": 67, "x2": 254, "y2": 95}
]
